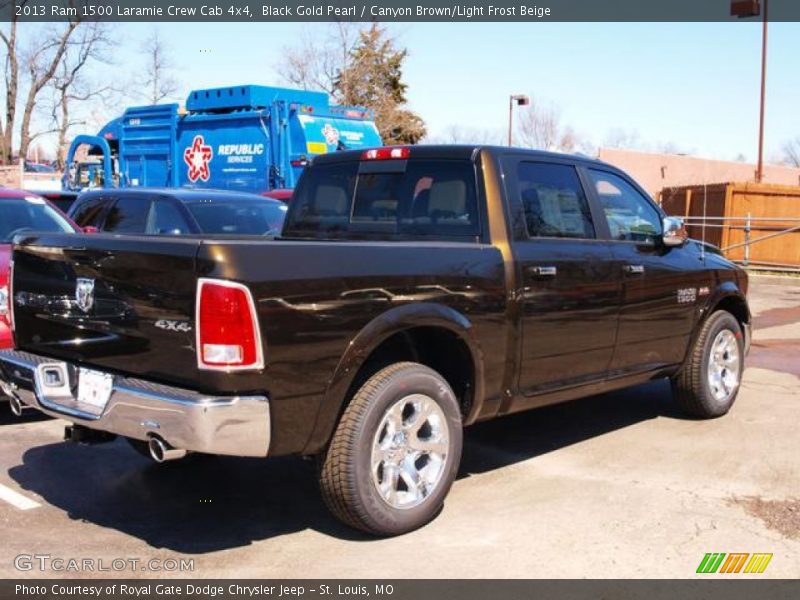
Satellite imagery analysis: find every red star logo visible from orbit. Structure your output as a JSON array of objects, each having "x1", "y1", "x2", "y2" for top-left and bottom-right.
[{"x1": 184, "y1": 135, "x2": 213, "y2": 182}]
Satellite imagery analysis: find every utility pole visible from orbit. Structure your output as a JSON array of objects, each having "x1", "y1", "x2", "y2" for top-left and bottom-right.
[{"x1": 732, "y1": 0, "x2": 768, "y2": 183}]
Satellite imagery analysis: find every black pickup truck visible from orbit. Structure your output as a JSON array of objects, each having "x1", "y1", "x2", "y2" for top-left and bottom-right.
[{"x1": 0, "y1": 145, "x2": 750, "y2": 536}]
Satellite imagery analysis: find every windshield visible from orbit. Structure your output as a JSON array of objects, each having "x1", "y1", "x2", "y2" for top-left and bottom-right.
[
  {"x1": 185, "y1": 199, "x2": 288, "y2": 235},
  {"x1": 0, "y1": 196, "x2": 74, "y2": 243}
]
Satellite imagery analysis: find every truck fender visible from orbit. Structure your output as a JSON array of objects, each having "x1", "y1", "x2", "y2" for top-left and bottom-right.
[
  {"x1": 303, "y1": 302, "x2": 485, "y2": 455},
  {"x1": 681, "y1": 281, "x2": 750, "y2": 367}
]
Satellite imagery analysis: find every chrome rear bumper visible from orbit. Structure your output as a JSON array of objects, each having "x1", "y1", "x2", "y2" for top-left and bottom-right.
[{"x1": 0, "y1": 349, "x2": 270, "y2": 457}]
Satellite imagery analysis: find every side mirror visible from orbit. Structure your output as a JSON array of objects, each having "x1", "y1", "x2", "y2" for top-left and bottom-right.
[{"x1": 662, "y1": 217, "x2": 688, "y2": 247}]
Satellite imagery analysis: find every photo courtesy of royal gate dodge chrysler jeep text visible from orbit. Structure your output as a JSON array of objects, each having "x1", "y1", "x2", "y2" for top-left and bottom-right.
[{"x1": 0, "y1": 145, "x2": 750, "y2": 536}]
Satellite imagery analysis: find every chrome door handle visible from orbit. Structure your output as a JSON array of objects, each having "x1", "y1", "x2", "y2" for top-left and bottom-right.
[
  {"x1": 529, "y1": 266, "x2": 557, "y2": 277},
  {"x1": 624, "y1": 264, "x2": 645, "y2": 275}
]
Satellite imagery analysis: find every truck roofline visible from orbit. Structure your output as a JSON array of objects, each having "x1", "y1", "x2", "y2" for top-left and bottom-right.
[{"x1": 310, "y1": 144, "x2": 612, "y2": 168}]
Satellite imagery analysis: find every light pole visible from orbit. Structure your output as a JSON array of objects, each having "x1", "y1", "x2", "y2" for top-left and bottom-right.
[
  {"x1": 508, "y1": 94, "x2": 530, "y2": 146},
  {"x1": 732, "y1": 0, "x2": 768, "y2": 183}
]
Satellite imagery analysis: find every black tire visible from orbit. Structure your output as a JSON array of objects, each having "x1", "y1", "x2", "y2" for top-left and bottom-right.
[
  {"x1": 318, "y1": 362, "x2": 463, "y2": 536},
  {"x1": 672, "y1": 310, "x2": 744, "y2": 418}
]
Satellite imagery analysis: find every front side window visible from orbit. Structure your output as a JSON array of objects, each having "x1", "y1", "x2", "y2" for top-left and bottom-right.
[
  {"x1": 589, "y1": 170, "x2": 661, "y2": 244},
  {"x1": 517, "y1": 162, "x2": 595, "y2": 239}
]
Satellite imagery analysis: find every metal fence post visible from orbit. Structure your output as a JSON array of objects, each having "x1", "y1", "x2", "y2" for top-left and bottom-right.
[{"x1": 744, "y1": 212, "x2": 751, "y2": 267}]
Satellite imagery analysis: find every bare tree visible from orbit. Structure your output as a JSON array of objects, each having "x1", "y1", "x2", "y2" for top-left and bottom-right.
[
  {"x1": 603, "y1": 127, "x2": 643, "y2": 150},
  {"x1": 277, "y1": 23, "x2": 360, "y2": 95},
  {"x1": 516, "y1": 97, "x2": 586, "y2": 153},
  {"x1": 783, "y1": 137, "x2": 800, "y2": 167},
  {"x1": 141, "y1": 30, "x2": 179, "y2": 105},
  {"x1": 17, "y1": 20, "x2": 81, "y2": 161},
  {"x1": 49, "y1": 23, "x2": 117, "y2": 169},
  {"x1": 432, "y1": 125, "x2": 504, "y2": 145},
  {"x1": 0, "y1": 5, "x2": 21, "y2": 163}
]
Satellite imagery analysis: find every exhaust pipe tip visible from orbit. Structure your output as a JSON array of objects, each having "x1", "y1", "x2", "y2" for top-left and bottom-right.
[
  {"x1": 148, "y1": 436, "x2": 187, "y2": 463},
  {"x1": 8, "y1": 394, "x2": 24, "y2": 417}
]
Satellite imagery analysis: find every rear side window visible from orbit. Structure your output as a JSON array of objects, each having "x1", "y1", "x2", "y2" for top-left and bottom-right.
[
  {"x1": 517, "y1": 162, "x2": 595, "y2": 239},
  {"x1": 103, "y1": 197, "x2": 153, "y2": 233},
  {"x1": 186, "y1": 199, "x2": 287, "y2": 235},
  {"x1": 70, "y1": 197, "x2": 111, "y2": 228},
  {"x1": 286, "y1": 160, "x2": 479, "y2": 239},
  {"x1": 149, "y1": 199, "x2": 190, "y2": 235}
]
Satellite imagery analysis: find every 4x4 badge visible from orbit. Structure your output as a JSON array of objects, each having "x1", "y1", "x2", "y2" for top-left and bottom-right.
[{"x1": 75, "y1": 278, "x2": 95, "y2": 313}]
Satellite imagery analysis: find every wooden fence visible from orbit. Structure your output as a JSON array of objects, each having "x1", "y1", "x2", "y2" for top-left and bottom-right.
[{"x1": 659, "y1": 182, "x2": 800, "y2": 269}]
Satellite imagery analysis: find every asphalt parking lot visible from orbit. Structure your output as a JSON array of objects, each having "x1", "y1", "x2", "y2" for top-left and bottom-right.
[{"x1": 0, "y1": 276, "x2": 798, "y2": 579}]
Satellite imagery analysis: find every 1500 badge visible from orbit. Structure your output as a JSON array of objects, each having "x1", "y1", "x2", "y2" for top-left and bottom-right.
[
  {"x1": 677, "y1": 288, "x2": 697, "y2": 304},
  {"x1": 154, "y1": 320, "x2": 192, "y2": 333}
]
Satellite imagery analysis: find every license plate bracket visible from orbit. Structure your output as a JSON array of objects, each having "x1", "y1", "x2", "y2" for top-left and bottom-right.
[{"x1": 76, "y1": 368, "x2": 114, "y2": 410}]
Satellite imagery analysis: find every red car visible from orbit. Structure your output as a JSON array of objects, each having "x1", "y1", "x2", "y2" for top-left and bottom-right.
[
  {"x1": 1, "y1": 189, "x2": 81, "y2": 349},
  {"x1": 261, "y1": 188, "x2": 293, "y2": 202}
]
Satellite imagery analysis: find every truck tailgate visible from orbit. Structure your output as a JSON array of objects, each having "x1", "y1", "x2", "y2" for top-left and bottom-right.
[{"x1": 11, "y1": 233, "x2": 203, "y2": 389}]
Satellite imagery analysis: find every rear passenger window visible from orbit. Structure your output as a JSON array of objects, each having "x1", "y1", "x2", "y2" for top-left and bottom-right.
[
  {"x1": 149, "y1": 199, "x2": 189, "y2": 235},
  {"x1": 70, "y1": 197, "x2": 111, "y2": 228},
  {"x1": 517, "y1": 162, "x2": 595, "y2": 239},
  {"x1": 104, "y1": 197, "x2": 152, "y2": 234}
]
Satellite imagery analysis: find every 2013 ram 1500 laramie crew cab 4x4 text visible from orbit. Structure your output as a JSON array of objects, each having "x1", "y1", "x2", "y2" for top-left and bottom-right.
[{"x1": 0, "y1": 146, "x2": 750, "y2": 535}]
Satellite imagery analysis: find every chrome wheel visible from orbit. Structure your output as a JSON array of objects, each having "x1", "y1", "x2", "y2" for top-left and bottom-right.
[
  {"x1": 371, "y1": 394, "x2": 449, "y2": 510},
  {"x1": 707, "y1": 329, "x2": 741, "y2": 403}
]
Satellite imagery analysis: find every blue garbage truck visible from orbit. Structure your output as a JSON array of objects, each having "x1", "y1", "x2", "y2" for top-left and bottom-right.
[{"x1": 63, "y1": 84, "x2": 382, "y2": 194}]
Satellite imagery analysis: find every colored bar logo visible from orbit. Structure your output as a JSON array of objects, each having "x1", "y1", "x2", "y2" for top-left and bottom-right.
[{"x1": 697, "y1": 553, "x2": 772, "y2": 574}]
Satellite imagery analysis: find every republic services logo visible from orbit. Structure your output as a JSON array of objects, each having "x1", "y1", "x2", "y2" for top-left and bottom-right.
[
  {"x1": 184, "y1": 135, "x2": 213, "y2": 182},
  {"x1": 322, "y1": 123, "x2": 340, "y2": 146}
]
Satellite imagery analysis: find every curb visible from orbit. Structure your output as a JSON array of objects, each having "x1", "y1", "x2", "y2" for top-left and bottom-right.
[{"x1": 748, "y1": 273, "x2": 800, "y2": 287}]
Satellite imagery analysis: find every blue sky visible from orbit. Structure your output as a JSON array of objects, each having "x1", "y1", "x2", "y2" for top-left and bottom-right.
[{"x1": 34, "y1": 21, "x2": 800, "y2": 162}]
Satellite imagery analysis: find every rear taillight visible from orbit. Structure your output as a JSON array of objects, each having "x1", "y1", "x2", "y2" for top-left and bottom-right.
[
  {"x1": 361, "y1": 147, "x2": 409, "y2": 161},
  {"x1": 196, "y1": 278, "x2": 264, "y2": 371},
  {"x1": 2, "y1": 260, "x2": 13, "y2": 339},
  {"x1": 0, "y1": 285, "x2": 8, "y2": 325}
]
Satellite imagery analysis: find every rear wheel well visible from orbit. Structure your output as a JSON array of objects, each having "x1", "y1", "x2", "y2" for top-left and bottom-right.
[{"x1": 345, "y1": 327, "x2": 475, "y2": 420}]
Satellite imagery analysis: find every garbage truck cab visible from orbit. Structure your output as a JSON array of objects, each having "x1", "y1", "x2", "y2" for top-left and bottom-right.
[{"x1": 63, "y1": 85, "x2": 382, "y2": 195}]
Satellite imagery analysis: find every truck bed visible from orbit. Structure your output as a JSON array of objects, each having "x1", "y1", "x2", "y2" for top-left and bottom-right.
[{"x1": 11, "y1": 232, "x2": 508, "y2": 454}]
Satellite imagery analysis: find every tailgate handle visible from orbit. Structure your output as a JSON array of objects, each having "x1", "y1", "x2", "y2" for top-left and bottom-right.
[{"x1": 528, "y1": 266, "x2": 557, "y2": 277}]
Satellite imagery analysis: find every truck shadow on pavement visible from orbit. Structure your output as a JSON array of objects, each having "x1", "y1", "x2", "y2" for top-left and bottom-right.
[{"x1": 9, "y1": 379, "x2": 680, "y2": 552}]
